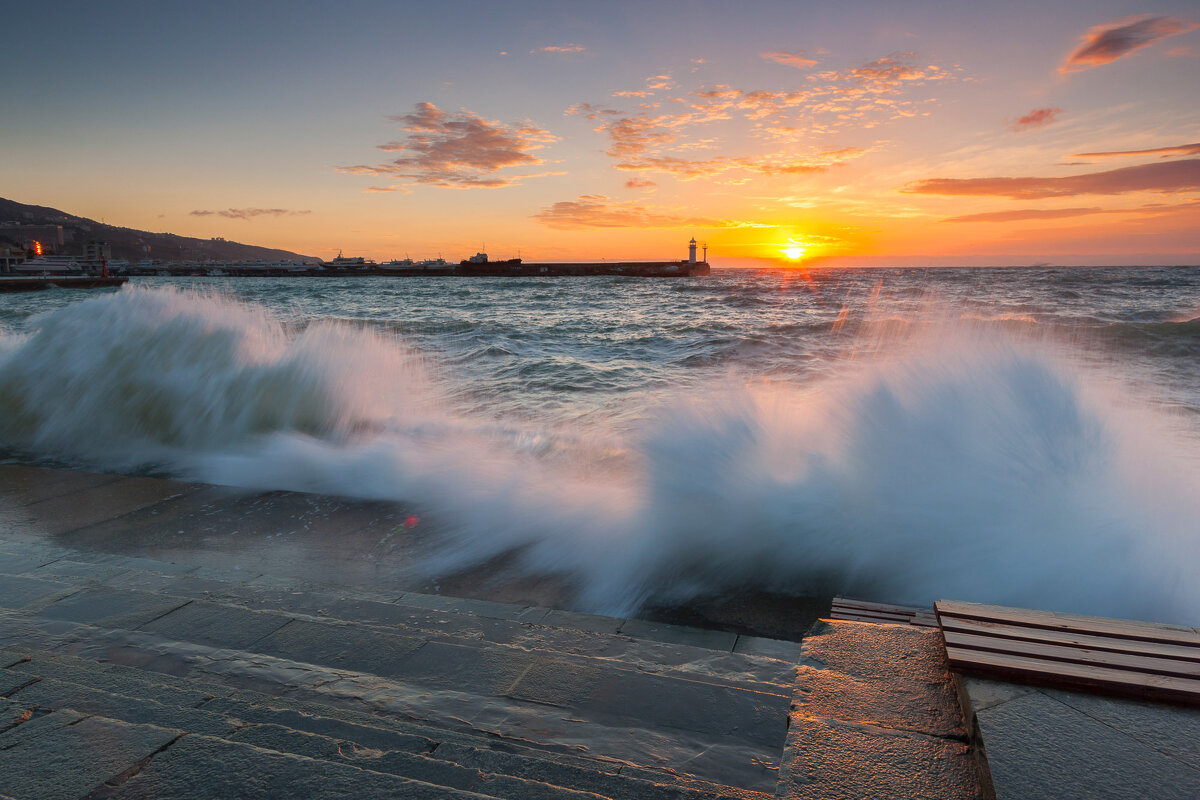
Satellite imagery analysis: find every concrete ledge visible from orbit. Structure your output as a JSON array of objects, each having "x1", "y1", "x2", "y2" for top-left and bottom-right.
[{"x1": 779, "y1": 620, "x2": 979, "y2": 799}]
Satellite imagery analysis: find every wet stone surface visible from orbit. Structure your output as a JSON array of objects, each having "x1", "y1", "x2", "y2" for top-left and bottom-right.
[{"x1": 963, "y1": 677, "x2": 1200, "y2": 799}]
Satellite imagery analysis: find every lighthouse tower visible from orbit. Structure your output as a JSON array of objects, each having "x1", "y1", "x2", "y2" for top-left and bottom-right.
[{"x1": 688, "y1": 237, "x2": 697, "y2": 264}]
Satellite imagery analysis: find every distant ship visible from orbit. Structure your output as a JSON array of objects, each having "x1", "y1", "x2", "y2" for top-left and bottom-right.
[
  {"x1": 457, "y1": 238, "x2": 710, "y2": 277},
  {"x1": 320, "y1": 251, "x2": 377, "y2": 269}
]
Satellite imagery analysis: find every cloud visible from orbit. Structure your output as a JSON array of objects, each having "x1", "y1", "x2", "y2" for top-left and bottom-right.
[
  {"x1": 1071, "y1": 142, "x2": 1200, "y2": 159},
  {"x1": 1061, "y1": 16, "x2": 1198, "y2": 73},
  {"x1": 944, "y1": 207, "x2": 1106, "y2": 223},
  {"x1": 534, "y1": 44, "x2": 586, "y2": 54},
  {"x1": 364, "y1": 186, "x2": 401, "y2": 193},
  {"x1": 761, "y1": 51, "x2": 818, "y2": 69},
  {"x1": 571, "y1": 52, "x2": 948, "y2": 183},
  {"x1": 625, "y1": 178, "x2": 657, "y2": 189},
  {"x1": 1010, "y1": 107, "x2": 1062, "y2": 131},
  {"x1": 189, "y1": 208, "x2": 311, "y2": 220},
  {"x1": 903, "y1": 159, "x2": 1200, "y2": 199},
  {"x1": 340, "y1": 102, "x2": 558, "y2": 188},
  {"x1": 944, "y1": 201, "x2": 1200, "y2": 223},
  {"x1": 615, "y1": 146, "x2": 870, "y2": 180},
  {"x1": 531, "y1": 195, "x2": 771, "y2": 230}
]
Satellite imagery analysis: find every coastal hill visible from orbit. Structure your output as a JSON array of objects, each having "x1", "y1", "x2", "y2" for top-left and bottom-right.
[{"x1": 0, "y1": 197, "x2": 316, "y2": 263}]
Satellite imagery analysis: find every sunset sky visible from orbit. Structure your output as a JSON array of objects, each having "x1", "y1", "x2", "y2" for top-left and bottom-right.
[{"x1": 5, "y1": 1, "x2": 1199, "y2": 266}]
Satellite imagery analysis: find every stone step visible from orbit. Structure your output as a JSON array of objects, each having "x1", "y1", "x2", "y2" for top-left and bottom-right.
[
  {"x1": 0, "y1": 617, "x2": 782, "y2": 792},
  {"x1": 0, "y1": 539, "x2": 802, "y2": 663},
  {"x1": 104, "y1": 733, "x2": 533, "y2": 800},
  {"x1": 0, "y1": 714, "x2": 183, "y2": 800},
  {"x1": 0, "y1": 564, "x2": 797, "y2": 696},
  {"x1": 1, "y1": 649, "x2": 768, "y2": 800}
]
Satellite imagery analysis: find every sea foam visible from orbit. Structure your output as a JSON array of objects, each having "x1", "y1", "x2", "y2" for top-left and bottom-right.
[{"x1": 1, "y1": 285, "x2": 1196, "y2": 623}]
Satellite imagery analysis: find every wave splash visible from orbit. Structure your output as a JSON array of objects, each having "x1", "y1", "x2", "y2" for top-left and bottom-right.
[{"x1": 0, "y1": 285, "x2": 1196, "y2": 623}]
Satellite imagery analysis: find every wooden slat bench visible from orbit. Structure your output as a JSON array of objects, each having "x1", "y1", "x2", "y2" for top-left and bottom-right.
[
  {"x1": 935, "y1": 599, "x2": 1200, "y2": 706},
  {"x1": 830, "y1": 596, "x2": 939, "y2": 627}
]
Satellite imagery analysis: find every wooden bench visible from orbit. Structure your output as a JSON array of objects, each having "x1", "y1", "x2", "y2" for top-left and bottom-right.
[
  {"x1": 935, "y1": 599, "x2": 1200, "y2": 706},
  {"x1": 829, "y1": 596, "x2": 939, "y2": 627}
]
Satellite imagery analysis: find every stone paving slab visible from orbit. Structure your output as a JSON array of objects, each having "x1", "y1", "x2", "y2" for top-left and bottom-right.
[
  {"x1": 510, "y1": 656, "x2": 790, "y2": 749},
  {"x1": 733, "y1": 634, "x2": 804, "y2": 661},
  {"x1": 0, "y1": 575, "x2": 77, "y2": 611},
  {"x1": 0, "y1": 464, "x2": 122, "y2": 505},
  {"x1": 5, "y1": 476, "x2": 199, "y2": 537},
  {"x1": 0, "y1": 708, "x2": 87, "y2": 750},
  {"x1": 7, "y1": 546, "x2": 802, "y2": 695},
  {"x1": 22, "y1": 559, "x2": 131, "y2": 581},
  {"x1": 107, "y1": 734, "x2": 493, "y2": 800},
  {"x1": 229, "y1": 723, "x2": 607, "y2": 800},
  {"x1": 7, "y1": 677, "x2": 237, "y2": 736},
  {"x1": 0, "y1": 715, "x2": 180, "y2": 800},
  {"x1": 198, "y1": 693, "x2": 625, "y2": 776},
  {"x1": 392, "y1": 639, "x2": 537, "y2": 695},
  {"x1": 0, "y1": 698, "x2": 36, "y2": 731},
  {"x1": 5, "y1": 657, "x2": 216, "y2": 708},
  {"x1": 32, "y1": 586, "x2": 190, "y2": 629},
  {"x1": 253, "y1": 618, "x2": 426, "y2": 676},
  {"x1": 434, "y1": 742, "x2": 768, "y2": 800},
  {"x1": 0, "y1": 667, "x2": 39, "y2": 697},
  {"x1": 136, "y1": 600, "x2": 292, "y2": 650},
  {"x1": 619, "y1": 619, "x2": 740, "y2": 651},
  {"x1": 0, "y1": 553, "x2": 59, "y2": 575},
  {"x1": 1044, "y1": 687, "x2": 1200, "y2": 771},
  {"x1": 973, "y1": 687, "x2": 1200, "y2": 799}
]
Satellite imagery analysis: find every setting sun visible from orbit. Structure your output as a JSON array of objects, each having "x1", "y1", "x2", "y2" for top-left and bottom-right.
[{"x1": 782, "y1": 244, "x2": 807, "y2": 260}]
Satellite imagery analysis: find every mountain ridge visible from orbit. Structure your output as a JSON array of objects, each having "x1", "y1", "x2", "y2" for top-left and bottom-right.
[{"x1": 0, "y1": 197, "x2": 317, "y2": 263}]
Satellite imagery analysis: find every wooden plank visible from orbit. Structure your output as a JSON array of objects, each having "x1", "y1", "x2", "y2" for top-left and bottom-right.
[
  {"x1": 940, "y1": 617, "x2": 1200, "y2": 663},
  {"x1": 944, "y1": 631, "x2": 1200, "y2": 680},
  {"x1": 829, "y1": 612, "x2": 915, "y2": 625},
  {"x1": 832, "y1": 597, "x2": 922, "y2": 616},
  {"x1": 945, "y1": 646, "x2": 1200, "y2": 706},
  {"x1": 830, "y1": 614, "x2": 912, "y2": 623},
  {"x1": 910, "y1": 617, "x2": 941, "y2": 628},
  {"x1": 936, "y1": 600, "x2": 1200, "y2": 647}
]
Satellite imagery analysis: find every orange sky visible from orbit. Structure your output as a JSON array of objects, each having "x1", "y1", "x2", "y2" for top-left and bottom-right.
[{"x1": 4, "y1": 2, "x2": 1198, "y2": 266}]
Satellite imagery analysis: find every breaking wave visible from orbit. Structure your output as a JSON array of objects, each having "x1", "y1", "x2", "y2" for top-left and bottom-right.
[{"x1": 0, "y1": 285, "x2": 1197, "y2": 623}]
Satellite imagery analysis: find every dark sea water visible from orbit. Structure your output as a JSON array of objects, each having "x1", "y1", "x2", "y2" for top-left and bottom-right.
[{"x1": 1, "y1": 267, "x2": 1198, "y2": 622}]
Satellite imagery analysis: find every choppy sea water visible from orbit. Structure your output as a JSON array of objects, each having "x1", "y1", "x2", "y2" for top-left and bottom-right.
[{"x1": 1, "y1": 267, "x2": 1198, "y2": 622}]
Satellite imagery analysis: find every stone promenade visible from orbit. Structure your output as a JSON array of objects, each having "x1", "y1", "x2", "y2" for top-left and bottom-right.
[{"x1": 0, "y1": 464, "x2": 983, "y2": 798}]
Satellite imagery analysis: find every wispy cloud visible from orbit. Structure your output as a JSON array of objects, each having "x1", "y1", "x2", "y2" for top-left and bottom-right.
[
  {"x1": 944, "y1": 207, "x2": 1106, "y2": 223},
  {"x1": 1010, "y1": 107, "x2": 1062, "y2": 131},
  {"x1": 189, "y1": 208, "x2": 311, "y2": 220},
  {"x1": 944, "y1": 201, "x2": 1200, "y2": 223},
  {"x1": 534, "y1": 44, "x2": 586, "y2": 54},
  {"x1": 532, "y1": 195, "x2": 773, "y2": 230},
  {"x1": 624, "y1": 177, "x2": 657, "y2": 190},
  {"x1": 340, "y1": 102, "x2": 559, "y2": 188},
  {"x1": 569, "y1": 52, "x2": 949, "y2": 183},
  {"x1": 1071, "y1": 142, "x2": 1200, "y2": 159},
  {"x1": 761, "y1": 51, "x2": 818, "y2": 69},
  {"x1": 904, "y1": 159, "x2": 1200, "y2": 199},
  {"x1": 1061, "y1": 16, "x2": 1198, "y2": 73},
  {"x1": 612, "y1": 74, "x2": 675, "y2": 98}
]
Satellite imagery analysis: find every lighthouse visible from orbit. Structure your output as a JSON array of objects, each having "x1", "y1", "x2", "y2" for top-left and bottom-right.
[{"x1": 688, "y1": 237, "x2": 697, "y2": 264}]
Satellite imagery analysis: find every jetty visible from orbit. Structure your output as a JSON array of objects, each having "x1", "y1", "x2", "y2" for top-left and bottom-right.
[
  {"x1": 0, "y1": 465, "x2": 1195, "y2": 798},
  {"x1": 0, "y1": 276, "x2": 127, "y2": 293}
]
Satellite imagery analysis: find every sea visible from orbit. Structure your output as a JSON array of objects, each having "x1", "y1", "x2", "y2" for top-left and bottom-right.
[{"x1": 1, "y1": 267, "x2": 1198, "y2": 623}]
